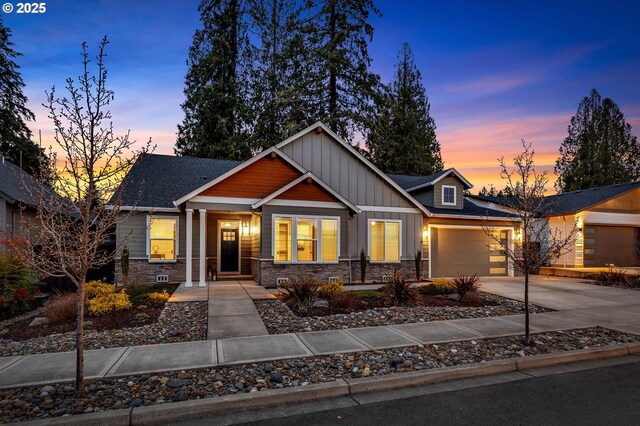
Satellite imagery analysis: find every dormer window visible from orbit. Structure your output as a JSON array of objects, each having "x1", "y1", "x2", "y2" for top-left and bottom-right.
[{"x1": 442, "y1": 185, "x2": 456, "y2": 206}]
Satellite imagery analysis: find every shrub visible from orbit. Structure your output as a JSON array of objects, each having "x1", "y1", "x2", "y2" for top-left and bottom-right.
[
  {"x1": 419, "y1": 278, "x2": 456, "y2": 295},
  {"x1": 318, "y1": 279, "x2": 344, "y2": 300},
  {"x1": 598, "y1": 265, "x2": 631, "y2": 287},
  {"x1": 86, "y1": 293, "x2": 132, "y2": 316},
  {"x1": 42, "y1": 293, "x2": 77, "y2": 324},
  {"x1": 0, "y1": 255, "x2": 37, "y2": 315},
  {"x1": 330, "y1": 292, "x2": 360, "y2": 310},
  {"x1": 360, "y1": 248, "x2": 367, "y2": 283},
  {"x1": 381, "y1": 272, "x2": 418, "y2": 305},
  {"x1": 354, "y1": 290, "x2": 384, "y2": 300},
  {"x1": 135, "y1": 313, "x2": 150, "y2": 321},
  {"x1": 415, "y1": 250, "x2": 422, "y2": 281},
  {"x1": 452, "y1": 274, "x2": 481, "y2": 301},
  {"x1": 144, "y1": 291, "x2": 171, "y2": 307},
  {"x1": 126, "y1": 284, "x2": 174, "y2": 306},
  {"x1": 281, "y1": 276, "x2": 320, "y2": 309},
  {"x1": 85, "y1": 281, "x2": 115, "y2": 299}
]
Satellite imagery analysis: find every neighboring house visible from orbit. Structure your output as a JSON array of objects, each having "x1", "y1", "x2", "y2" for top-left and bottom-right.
[
  {"x1": 113, "y1": 122, "x2": 519, "y2": 286},
  {"x1": 471, "y1": 182, "x2": 640, "y2": 268},
  {"x1": 0, "y1": 157, "x2": 40, "y2": 246}
]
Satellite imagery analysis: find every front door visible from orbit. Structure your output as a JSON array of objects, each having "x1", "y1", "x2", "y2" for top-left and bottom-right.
[{"x1": 220, "y1": 228, "x2": 239, "y2": 272}]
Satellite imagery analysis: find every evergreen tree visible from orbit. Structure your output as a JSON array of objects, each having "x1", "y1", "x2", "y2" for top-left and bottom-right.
[
  {"x1": 175, "y1": 0, "x2": 253, "y2": 160},
  {"x1": 366, "y1": 42, "x2": 443, "y2": 175},
  {"x1": 249, "y1": 0, "x2": 309, "y2": 151},
  {"x1": 303, "y1": 0, "x2": 381, "y2": 142},
  {"x1": 0, "y1": 17, "x2": 42, "y2": 174},
  {"x1": 555, "y1": 89, "x2": 640, "y2": 192}
]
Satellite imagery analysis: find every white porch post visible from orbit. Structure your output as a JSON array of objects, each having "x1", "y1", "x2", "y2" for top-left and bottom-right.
[
  {"x1": 185, "y1": 209, "x2": 193, "y2": 287},
  {"x1": 199, "y1": 209, "x2": 207, "y2": 287}
]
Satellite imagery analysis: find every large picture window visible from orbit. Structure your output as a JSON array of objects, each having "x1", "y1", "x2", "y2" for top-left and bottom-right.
[
  {"x1": 369, "y1": 220, "x2": 401, "y2": 262},
  {"x1": 148, "y1": 216, "x2": 178, "y2": 262},
  {"x1": 273, "y1": 215, "x2": 339, "y2": 263}
]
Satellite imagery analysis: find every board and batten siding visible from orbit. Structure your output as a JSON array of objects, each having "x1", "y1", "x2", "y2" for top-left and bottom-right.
[
  {"x1": 261, "y1": 205, "x2": 348, "y2": 260},
  {"x1": 433, "y1": 176, "x2": 464, "y2": 210},
  {"x1": 348, "y1": 211, "x2": 423, "y2": 259},
  {"x1": 280, "y1": 132, "x2": 415, "y2": 208}
]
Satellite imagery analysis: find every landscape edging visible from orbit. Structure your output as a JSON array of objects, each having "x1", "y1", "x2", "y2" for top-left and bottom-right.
[{"x1": 20, "y1": 343, "x2": 639, "y2": 426}]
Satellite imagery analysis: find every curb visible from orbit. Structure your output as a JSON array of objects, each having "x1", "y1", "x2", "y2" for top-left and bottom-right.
[{"x1": 21, "y1": 343, "x2": 640, "y2": 425}]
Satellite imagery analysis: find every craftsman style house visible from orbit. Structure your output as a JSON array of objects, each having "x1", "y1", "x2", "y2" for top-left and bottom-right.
[
  {"x1": 114, "y1": 122, "x2": 519, "y2": 286},
  {"x1": 113, "y1": 122, "x2": 639, "y2": 286}
]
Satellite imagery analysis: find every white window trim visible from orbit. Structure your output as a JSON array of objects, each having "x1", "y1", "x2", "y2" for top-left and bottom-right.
[
  {"x1": 441, "y1": 185, "x2": 457, "y2": 206},
  {"x1": 272, "y1": 214, "x2": 341, "y2": 264},
  {"x1": 147, "y1": 215, "x2": 180, "y2": 263},
  {"x1": 367, "y1": 219, "x2": 402, "y2": 263}
]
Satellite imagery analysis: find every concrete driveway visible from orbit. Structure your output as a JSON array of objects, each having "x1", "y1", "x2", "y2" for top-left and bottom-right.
[{"x1": 480, "y1": 275, "x2": 640, "y2": 335}]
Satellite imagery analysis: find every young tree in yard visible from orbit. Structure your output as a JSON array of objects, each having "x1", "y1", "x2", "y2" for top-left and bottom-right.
[
  {"x1": 176, "y1": 0, "x2": 253, "y2": 160},
  {"x1": 0, "y1": 17, "x2": 44, "y2": 175},
  {"x1": 555, "y1": 89, "x2": 640, "y2": 192},
  {"x1": 7, "y1": 37, "x2": 150, "y2": 397},
  {"x1": 484, "y1": 141, "x2": 577, "y2": 345},
  {"x1": 366, "y1": 43, "x2": 443, "y2": 175}
]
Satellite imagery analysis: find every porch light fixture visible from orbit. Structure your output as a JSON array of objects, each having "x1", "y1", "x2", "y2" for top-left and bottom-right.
[
  {"x1": 243, "y1": 222, "x2": 250, "y2": 236},
  {"x1": 422, "y1": 227, "x2": 428, "y2": 241},
  {"x1": 516, "y1": 230, "x2": 523, "y2": 240}
]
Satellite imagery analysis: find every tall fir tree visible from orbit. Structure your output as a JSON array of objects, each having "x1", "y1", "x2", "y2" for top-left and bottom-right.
[
  {"x1": 249, "y1": 0, "x2": 309, "y2": 151},
  {"x1": 175, "y1": 0, "x2": 253, "y2": 160},
  {"x1": 0, "y1": 17, "x2": 42, "y2": 174},
  {"x1": 555, "y1": 89, "x2": 640, "y2": 192},
  {"x1": 366, "y1": 42, "x2": 443, "y2": 175},
  {"x1": 303, "y1": 0, "x2": 381, "y2": 142}
]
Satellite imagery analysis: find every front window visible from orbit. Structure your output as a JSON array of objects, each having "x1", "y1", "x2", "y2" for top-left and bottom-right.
[
  {"x1": 369, "y1": 220, "x2": 401, "y2": 262},
  {"x1": 273, "y1": 215, "x2": 339, "y2": 263},
  {"x1": 274, "y1": 217, "x2": 292, "y2": 261},
  {"x1": 442, "y1": 185, "x2": 456, "y2": 205},
  {"x1": 148, "y1": 217, "x2": 177, "y2": 261}
]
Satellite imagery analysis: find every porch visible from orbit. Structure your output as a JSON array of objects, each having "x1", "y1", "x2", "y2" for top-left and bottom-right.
[{"x1": 184, "y1": 209, "x2": 260, "y2": 287}]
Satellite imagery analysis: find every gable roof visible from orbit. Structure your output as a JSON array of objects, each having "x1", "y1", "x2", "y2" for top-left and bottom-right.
[
  {"x1": 276, "y1": 122, "x2": 432, "y2": 216},
  {"x1": 468, "y1": 181, "x2": 640, "y2": 216},
  {"x1": 0, "y1": 158, "x2": 53, "y2": 208},
  {"x1": 388, "y1": 168, "x2": 473, "y2": 192},
  {"x1": 116, "y1": 154, "x2": 241, "y2": 210}
]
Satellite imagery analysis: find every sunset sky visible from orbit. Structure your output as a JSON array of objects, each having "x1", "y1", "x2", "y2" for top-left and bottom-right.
[{"x1": 3, "y1": 0, "x2": 640, "y2": 193}]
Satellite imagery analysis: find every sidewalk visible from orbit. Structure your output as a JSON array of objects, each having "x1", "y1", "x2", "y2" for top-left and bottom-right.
[{"x1": 1, "y1": 277, "x2": 639, "y2": 389}]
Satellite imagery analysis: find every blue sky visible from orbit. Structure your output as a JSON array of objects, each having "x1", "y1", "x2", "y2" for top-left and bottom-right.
[{"x1": 3, "y1": 0, "x2": 639, "y2": 190}]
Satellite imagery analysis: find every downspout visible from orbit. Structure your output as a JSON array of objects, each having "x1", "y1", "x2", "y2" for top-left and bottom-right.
[{"x1": 563, "y1": 216, "x2": 567, "y2": 268}]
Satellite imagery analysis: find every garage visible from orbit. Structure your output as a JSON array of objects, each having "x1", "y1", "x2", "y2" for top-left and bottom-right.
[
  {"x1": 583, "y1": 225, "x2": 639, "y2": 267},
  {"x1": 430, "y1": 227, "x2": 509, "y2": 278}
]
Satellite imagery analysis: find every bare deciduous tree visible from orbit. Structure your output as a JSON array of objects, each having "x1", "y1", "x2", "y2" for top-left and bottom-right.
[
  {"x1": 484, "y1": 140, "x2": 577, "y2": 344},
  {"x1": 6, "y1": 37, "x2": 150, "y2": 396}
]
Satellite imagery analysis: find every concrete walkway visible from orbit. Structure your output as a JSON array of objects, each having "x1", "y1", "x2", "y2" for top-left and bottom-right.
[{"x1": 1, "y1": 277, "x2": 640, "y2": 389}]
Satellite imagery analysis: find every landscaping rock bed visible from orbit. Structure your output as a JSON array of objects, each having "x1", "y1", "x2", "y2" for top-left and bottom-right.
[
  {"x1": 0, "y1": 302, "x2": 207, "y2": 357},
  {"x1": 255, "y1": 293, "x2": 551, "y2": 334},
  {"x1": 0, "y1": 327, "x2": 636, "y2": 423}
]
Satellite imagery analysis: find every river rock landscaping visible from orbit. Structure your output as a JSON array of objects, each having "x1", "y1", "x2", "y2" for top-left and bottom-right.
[
  {"x1": 254, "y1": 292, "x2": 551, "y2": 334},
  {"x1": 0, "y1": 327, "x2": 636, "y2": 423},
  {"x1": 0, "y1": 302, "x2": 207, "y2": 357}
]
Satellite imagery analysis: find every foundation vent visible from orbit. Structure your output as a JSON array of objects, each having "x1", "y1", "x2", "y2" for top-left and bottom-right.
[
  {"x1": 328, "y1": 276, "x2": 339, "y2": 283},
  {"x1": 381, "y1": 274, "x2": 391, "y2": 283},
  {"x1": 156, "y1": 274, "x2": 169, "y2": 283},
  {"x1": 276, "y1": 277, "x2": 289, "y2": 286}
]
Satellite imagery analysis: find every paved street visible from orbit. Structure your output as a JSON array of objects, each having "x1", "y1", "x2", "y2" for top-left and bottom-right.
[{"x1": 238, "y1": 359, "x2": 640, "y2": 426}]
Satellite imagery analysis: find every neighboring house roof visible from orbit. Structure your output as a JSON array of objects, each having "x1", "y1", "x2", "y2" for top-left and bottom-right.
[
  {"x1": 0, "y1": 158, "x2": 42, "y2": 207},
  {"x1": 468, "y1": 181, "x2": 640, "y2": 216},
  {"x1": 116, "y1": 154, "x2": 241, "y2": 210},
  {"x1": 388, "y1": 168, "x2": 473, "y2": 191}
]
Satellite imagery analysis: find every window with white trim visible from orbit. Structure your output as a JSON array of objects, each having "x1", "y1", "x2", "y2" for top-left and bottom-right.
[
  {"x1": 273, "y1": 215, "x2": 339, "y2": 263},
  {"x1": 442, "y1": 185, "x2": 456, "y2": 206},
  {"x1": 369, "y1": 219, "x2": 401, "y2": 262},
  {"x1": 148, "y1": 216, "x2": 178, "y2": 262}
]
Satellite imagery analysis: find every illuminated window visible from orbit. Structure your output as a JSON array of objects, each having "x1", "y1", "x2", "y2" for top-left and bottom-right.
[
  {"x1": 442, "y1": 185, "x2": 456, "y2": 206},
  {"x1": 273, "y1": 215, "x2": 339, "y2": 263},
  {"x1": 321, "y1": 219, "x2": 338, "y2": 262},
  {"x1": 274, "y1": 217, "x2": 292, "y2": 261},
  {"x1": 369, "y1": 220, "x2": 401, "y2": 262},
  {"x1": 148, "y1": 217, "x2": 178, "y2": 262}
]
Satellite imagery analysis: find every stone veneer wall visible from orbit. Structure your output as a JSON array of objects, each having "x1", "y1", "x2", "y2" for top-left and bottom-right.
[
  {"x1": 115, "y1": 259, "x2": 193, "y2": 285},
  {"x1": 258, "y1": 260, "x2": 351, "y2": 287},
  {"x1": 350, "y1": 259, "x2": 424, "y2": 284}
]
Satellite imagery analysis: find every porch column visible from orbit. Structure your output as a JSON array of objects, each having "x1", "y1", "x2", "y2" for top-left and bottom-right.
[
  {"x1": 185, "y1": 209, "x2": 193, "y2": 287},
  {"x1": 199, "y1": 209, "x2": 207, "y2": 287}
]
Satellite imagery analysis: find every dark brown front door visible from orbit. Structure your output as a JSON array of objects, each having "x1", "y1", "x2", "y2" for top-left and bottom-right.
[{"x1": 220, "y1": 229, "x2": 239, "y2": 272}]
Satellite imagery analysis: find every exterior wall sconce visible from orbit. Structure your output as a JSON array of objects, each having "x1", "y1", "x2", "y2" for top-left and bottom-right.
[
  {"x1": 516, "y1": 230, "x2": 523, "y2": 240},
  {"x1": 243, "y1": 222, "x2": 250, "y2": 236},
  {"x1": 422, "y1": 227, "x2": 429, "y2": 241}
]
